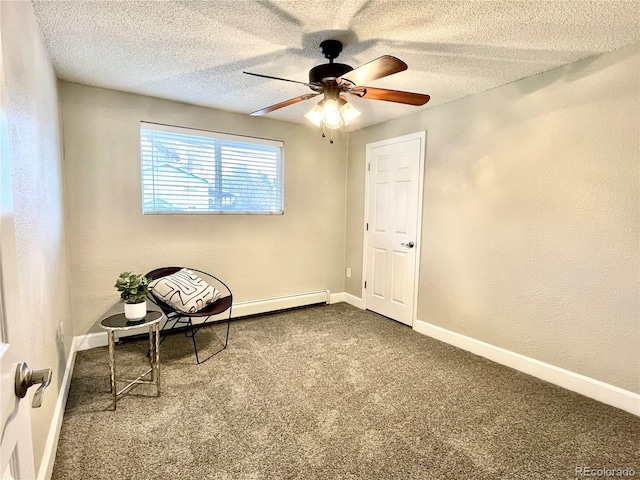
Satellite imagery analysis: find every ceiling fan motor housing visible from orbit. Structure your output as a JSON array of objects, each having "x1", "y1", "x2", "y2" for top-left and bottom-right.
[{"x1": 309, "y1": 63, "x2": 353, "y2": 84}]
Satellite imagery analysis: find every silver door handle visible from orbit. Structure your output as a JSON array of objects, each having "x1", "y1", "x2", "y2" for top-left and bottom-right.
[
  {"x1": 401, "y1": 241, "x2": 415, "y2": 248},
  {"x1": 15, "y1": 362, "x2": 52, "y2": 408}
]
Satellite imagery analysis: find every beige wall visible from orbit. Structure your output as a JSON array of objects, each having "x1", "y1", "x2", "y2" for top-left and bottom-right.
[
  {"x1": 346, "y1": 44, "x2": 639, "y2": 393},
  {"x1": 1, "y1": 1, "x2": 74, "y2": 473},
  {"x1": 59, "y1": 83, "x2": 348, "y2": 335}
]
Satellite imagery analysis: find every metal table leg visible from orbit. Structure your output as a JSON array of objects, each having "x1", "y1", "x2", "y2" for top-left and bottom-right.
[
  {"x1": 108, "y1": 330, "x2": 116, "y2": 410},
  {"x1": 154, "y1": 323, "x2": 161, "y2": 396},
  {"x1": 100, "y1": 312, "x2": 164, "y2": 410},
  {"x1": 148, "y1": 323, "x2": 161, "y2": 396}
]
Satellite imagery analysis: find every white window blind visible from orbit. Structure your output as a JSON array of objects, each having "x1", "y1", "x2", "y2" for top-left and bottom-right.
[{"x1": 140, "y1": 122, "x2": 284, "y2": 214}]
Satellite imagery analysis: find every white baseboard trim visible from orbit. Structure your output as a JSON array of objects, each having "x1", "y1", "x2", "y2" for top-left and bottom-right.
[
  {"x1": 413, "y1": 319, "x2": 640, "y2": 417},
  {"x1": 329, "y1": 292, "x2": 345, "y2": 304},
  {"x1": 331, "y1": 292, "x2": 364, "y2": 309},
  {"x1": 37, "y1": 336, "x2": 79, "y2": 480},
  {"x1": 75, "y1": 331, "x2": 107, "y2": 351}
]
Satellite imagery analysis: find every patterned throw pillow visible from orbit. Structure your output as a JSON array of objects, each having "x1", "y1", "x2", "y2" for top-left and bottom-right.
[{"x1": 149, "y1": 269, "x2": 222, "y2": 314}]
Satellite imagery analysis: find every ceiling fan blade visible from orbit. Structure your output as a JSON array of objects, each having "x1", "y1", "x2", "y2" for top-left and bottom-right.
[
  {"x1": 243, "y1": 71, "x2": 311, "y2": 87},
  {"x1": 250, "y1": 93, "x2": 320, "y2": 116},
  {"x1": 339, "y1": 55, "x2": 407, "y2": 86},
  {"x1": 351, "y1": 87, "x2": 430, "y2": 106}
]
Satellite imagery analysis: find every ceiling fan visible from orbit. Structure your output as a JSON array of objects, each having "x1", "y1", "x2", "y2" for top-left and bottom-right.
[{"x1": 243, "y1": 40, "x2": 430, "y2": 141}]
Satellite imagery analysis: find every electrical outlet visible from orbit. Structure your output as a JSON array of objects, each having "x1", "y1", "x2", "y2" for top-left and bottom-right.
[{"x1": 346, "y1": 267, "x2": 352, "y2": 278}]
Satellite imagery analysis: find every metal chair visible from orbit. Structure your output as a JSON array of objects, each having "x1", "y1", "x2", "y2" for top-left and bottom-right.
[{"x1": 145, "y1": 267, "x2": 232, "y2": 364}]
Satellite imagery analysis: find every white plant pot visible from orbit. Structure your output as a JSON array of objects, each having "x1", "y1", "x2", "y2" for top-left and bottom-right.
[{"x1": 124, "y1": 301, "x2": 147, "y2": 321}]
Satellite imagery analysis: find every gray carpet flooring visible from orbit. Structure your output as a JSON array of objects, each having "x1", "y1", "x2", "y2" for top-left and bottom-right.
[{"x1": 52, "y1": 303, "x2": 640, "y2": 479}]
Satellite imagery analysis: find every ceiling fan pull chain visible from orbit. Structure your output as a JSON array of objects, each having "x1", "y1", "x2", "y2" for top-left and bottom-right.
[{"x1": 329, "y1": 128, "x2": 334, "y2": 144}]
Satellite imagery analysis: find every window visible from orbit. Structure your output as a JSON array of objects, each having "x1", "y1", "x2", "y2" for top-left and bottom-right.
[{"x1": 140, "y1": 122, "x2": 284, "y2": 214}]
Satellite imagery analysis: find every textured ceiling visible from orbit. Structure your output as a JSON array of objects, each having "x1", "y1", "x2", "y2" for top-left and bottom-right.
[{"x1": 31, "y1": 0, "x2": 640, "y2": 131}]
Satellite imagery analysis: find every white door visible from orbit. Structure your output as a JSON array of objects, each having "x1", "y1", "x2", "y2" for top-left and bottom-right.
[
  {"x1": 0, "y1": 171, "x2": 36, "y2": 480},
  {"x1": 0, "y1": 30, "x2": 36, "y2": 478},
  {"x1": 1, "y1": 344, "x2": 36, "y2": 480},
  {"x1": 364, "y1": 132, "x2": 425, "y2": 326}
]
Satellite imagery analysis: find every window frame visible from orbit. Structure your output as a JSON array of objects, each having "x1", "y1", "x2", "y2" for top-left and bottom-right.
[{"x1": 140, "y1": 121, "x2": 285, "y2": 215}]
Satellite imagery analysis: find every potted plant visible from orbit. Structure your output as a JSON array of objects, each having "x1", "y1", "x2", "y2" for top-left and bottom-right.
[{"x1": 115, "y1": 272, "x2": 151, "y2": 320}]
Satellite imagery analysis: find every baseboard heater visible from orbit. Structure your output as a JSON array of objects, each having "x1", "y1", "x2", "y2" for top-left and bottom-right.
[
  {"x1": 115, "y1": 289, "x2": 330, "y2": 341},
  {"x1": 231, "y1": 289, "x2": 330, "y2": 319}
]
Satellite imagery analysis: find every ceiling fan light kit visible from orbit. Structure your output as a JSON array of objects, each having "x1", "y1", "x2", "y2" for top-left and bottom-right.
[
  {"x1": 339, "y1": 98, "x2": 362, "y2": 124},
  {"x1": 304, "y1": 97, "x2": 362, "y2": 128},
  {"x1": 319, "y1": 99, "x2": 344, "y2": 129},
  {"x1": 244, "y1": 40, "x2": 430, "y2": 143}
]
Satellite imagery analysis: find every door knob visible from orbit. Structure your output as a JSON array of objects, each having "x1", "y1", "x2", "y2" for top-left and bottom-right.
[
  {"x1": 15, "y1": 362, "x2": 52, "y2": 408},
  {"x1": 401, "y1": 241, "x2": 415, "y2": 248}
]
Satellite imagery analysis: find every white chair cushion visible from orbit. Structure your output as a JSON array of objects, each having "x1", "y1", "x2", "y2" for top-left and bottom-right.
[{"x1": 149, "y1": 268, "x2": 222, "y2": 314}]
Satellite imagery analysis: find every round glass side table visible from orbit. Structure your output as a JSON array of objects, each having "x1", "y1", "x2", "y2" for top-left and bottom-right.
[{"x1": 100, "y1": 311, "x2": 164, "y2": 410}]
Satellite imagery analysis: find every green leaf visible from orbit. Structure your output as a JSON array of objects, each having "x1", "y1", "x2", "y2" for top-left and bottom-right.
[{"x1": 116, "y1": 271, "x2": 151, "y2": 301}]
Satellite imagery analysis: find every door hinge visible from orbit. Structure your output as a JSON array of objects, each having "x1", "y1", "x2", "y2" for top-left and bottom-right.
[
  {"x1": 366, "y1": 223, "x2": 369, "y2": 231},
  {"x1": 368, "y1": 163, "x2": 371, "y2": 172},
  {"x1": 364, "y1": 281, "x2": 367, "y2": 289}
]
